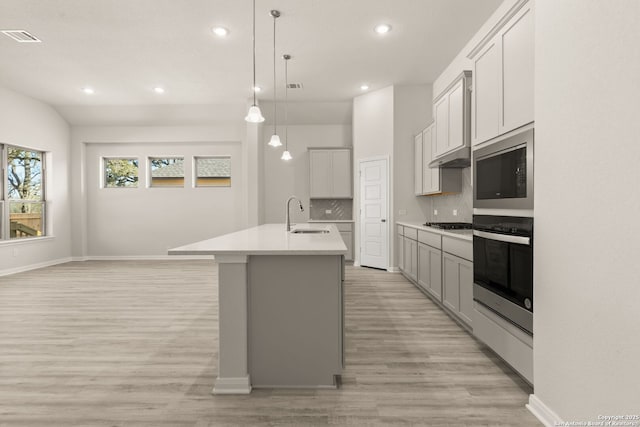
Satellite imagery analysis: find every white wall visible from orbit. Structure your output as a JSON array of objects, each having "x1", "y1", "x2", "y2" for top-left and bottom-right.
[
  {"x1": 393, "y1": 85, "x2": 433, "y2": 224},
  {"x1": 533, "y1": 0, "x2": 640, "y2": 421},
  {"x1": 70, "y1": 125, "x2": 246, "y2": 258},
  {"x1": 0, "y1": 86, "x2": 72, "y2": 275},
  {"x1": 262, "y1": 125, "x2": 352, "y2": 224}
]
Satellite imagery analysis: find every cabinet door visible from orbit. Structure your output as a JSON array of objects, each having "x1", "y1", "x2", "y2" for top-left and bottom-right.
[
  {"x1": 422, "y1": 125, "x2": 440, "y2": 194},
  {"x1": 428, "y1": 246, "x2": 443, "y2": 300},
  {"x1": 417, "y1": 243, "x2": 430, "y2": 291},
  {"x1": 472, "y1": 41, "x2": 501, "y2": 145},
  {"x1": 434, "y1": 95, "x2": 449, "y2": 157},
  {"x1": 340, "y1": 231, "x2": 353, "y2": 261},
  {"x1": 442, "y1": 253, "x2": 460, "y2": 313},
  {"x1": 397, "y1": 233, "x2": 404, "y2": 271},
  {"x1": 458, "y1": 257, "x2": 473, "y2": 326},
  {"x1": 414, "y1": 133, "x2": 423, "y2": 195},
  {"x1": 501, "y1": 5, "x2": 534, "y2": 132},
  {"x1": 409, "y1": 239, "x2": 418, "y2": 281},
  {"x1": 331, "y1": 150, "x2": 352, "y2": 198},
  {"x1": 447, "y1": 80, "x2": 464, "y2": 152},
  {"x1": 309, "y1": 150, "x2": 331, "y2": 197}
]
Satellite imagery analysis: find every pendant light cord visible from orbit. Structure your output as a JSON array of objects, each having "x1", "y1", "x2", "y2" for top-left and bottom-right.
[
  {"x1": 284, "y1": 56, "x2": 288, "y2": 151},
  {"x1": 272, "y1": 13, "x2": 277, "y2": 134},
  {"x1": 252, "y1": 0, "x2": 257, "y2": 106}
]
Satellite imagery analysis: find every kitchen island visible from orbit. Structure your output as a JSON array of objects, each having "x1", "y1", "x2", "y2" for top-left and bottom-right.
[{"x1": 169, "y1": 223, "x2": 347, "y2": 394}]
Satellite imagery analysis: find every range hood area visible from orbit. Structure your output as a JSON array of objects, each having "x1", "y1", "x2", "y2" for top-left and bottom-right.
[{"x1": 428, "y1": 146, "x2": 470, "y2": 168}]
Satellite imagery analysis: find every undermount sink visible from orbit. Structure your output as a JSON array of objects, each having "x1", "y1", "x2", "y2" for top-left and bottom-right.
[{"x1": 290, "y1": 229, "x2": 330, "y2": 234}]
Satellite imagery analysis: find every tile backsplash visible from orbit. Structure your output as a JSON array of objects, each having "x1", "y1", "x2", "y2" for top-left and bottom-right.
[
  {"x1": 430, "y1": 167, "x2": 472, "y2": 222},
  {"x1": 309, "y1": 199, "x2": 353, "y2": 221}
]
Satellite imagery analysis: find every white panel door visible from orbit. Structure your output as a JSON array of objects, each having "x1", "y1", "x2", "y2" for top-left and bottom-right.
[{"x1": 359, "y1": 158, "x2": 388, "y2": 270}]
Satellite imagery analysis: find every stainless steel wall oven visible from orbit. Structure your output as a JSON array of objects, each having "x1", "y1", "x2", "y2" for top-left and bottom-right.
[{"x1": 473, "y1": 215, "x2": 533, "y2": 334}]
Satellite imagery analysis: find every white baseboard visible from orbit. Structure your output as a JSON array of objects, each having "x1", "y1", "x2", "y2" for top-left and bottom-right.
[
  {"x1": 527, "y1": 394, "x2": 563, "y2": 427},
  {"x1": 212, "y1": 376, "x2": 252, "y2": 395},
  {"x1": 0, "y1": 257, "x2": 73, "y2": 277},
  {"x1": 387, "y1": 266, "x2": 400, "y2": 273},
  {"x1": 84, "y1": 255, "x2": 214, "y2": 261}
]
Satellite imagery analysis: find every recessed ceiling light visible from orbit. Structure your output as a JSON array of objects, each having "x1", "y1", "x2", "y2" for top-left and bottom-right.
[
  {"x1": 374, "y1": 24, "x2": 392, "y2": 34},
  {"x1": 360, "y1": 84, "x2": 370, "y2": 91},
  {"x1": 253, "y1": 86, "x2": 262, "y2": 92},
  {"x1": 154, "y1": 87, "x2": 165, "y2": 94},
  {"x1": 82, "y1": 87, "x2": 95, "y2": 95},
  {"x1": 212, "y1": 27, "x2": 229, "y2": 37}
]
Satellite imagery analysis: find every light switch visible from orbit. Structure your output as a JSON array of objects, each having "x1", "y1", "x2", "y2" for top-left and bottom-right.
[
  {"x1": 325, "y1": 209, "x2": 332, "y2": 214},
  {"x1": 434, "y1": 209, "x2": 438, "y2": 216},
  {"x1": 453, "y1": 209, "x2": 458, "y2": 216}
]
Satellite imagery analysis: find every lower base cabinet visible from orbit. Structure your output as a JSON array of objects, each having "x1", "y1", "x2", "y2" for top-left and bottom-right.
[
  {"x1": 403, "y1": 236, "x2": 418, "y2": 281},
  {"x1": 442, "y1": 252, "x2": 473, "y2": 326},
  {"x1": 417, "y1": 242, "x2": 442, "y2": 300},
  {"x1": 310, "y1": 222, "x2": 354, "y2": 261}
]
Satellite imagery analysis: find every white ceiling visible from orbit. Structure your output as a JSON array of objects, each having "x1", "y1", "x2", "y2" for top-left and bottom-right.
[{"x1": 0, "y1": 0, "x2": 502, "y2": 125}]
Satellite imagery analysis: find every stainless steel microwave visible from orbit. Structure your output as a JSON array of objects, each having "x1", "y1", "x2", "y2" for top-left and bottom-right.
[{"x1": 473, "y1": 128, "x2": 534, "y2": 210}]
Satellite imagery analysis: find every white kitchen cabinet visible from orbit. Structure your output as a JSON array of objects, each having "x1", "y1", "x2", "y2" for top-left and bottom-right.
[
  {"x1": 403, "y1": 234, "x2": 418, "y2": 282},
  {"x1": 309, "y1": 148, "x2": 352, "y2": 199},
  {"x1": 470, "y1": 0, "x2": 534, "y2": 145},
  {"x1": 397, "y1": 226, "x2": 404, "y2": 271},
  {"x1": 414, "y1": 124, "x2": 462, "y2": 196},
  {"x1": 442, "y1": 237, "x2": 473, "y2": 327},
  {"x1": 417, "y1": 242, "x2": 442, "y2": 300},
  {"x1": 432, "y1": 71, "x2": 472, "y2": 159}
]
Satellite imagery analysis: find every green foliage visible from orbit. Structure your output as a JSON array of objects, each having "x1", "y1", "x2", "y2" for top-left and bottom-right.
[{"x1": 105, "y1": 159, "x2": 139, "y2": 187}]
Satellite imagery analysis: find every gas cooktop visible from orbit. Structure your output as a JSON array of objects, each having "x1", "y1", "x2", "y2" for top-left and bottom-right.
[{"x1": 423, "y1": 222, "x2": 472, "y2": 230}]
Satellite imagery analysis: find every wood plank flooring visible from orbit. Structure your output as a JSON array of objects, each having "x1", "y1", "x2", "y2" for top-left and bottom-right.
[{"x1": 0, "y1": 261, "x2": 541, "y2": 426}]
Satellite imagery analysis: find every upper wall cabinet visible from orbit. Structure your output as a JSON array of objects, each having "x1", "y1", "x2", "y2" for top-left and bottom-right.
[
  {"x1": 309, "y1": 148, "x2": 352, "y2": 198},
  {"x1": 470, "y1": 0, "x2": 534, "y2": 145},
  {"x1": 433, "y1": 71, "x2": 472, "y2": 159},
  {"x1": 414, "y1": 123, "x2": 462, "y2": 196}
]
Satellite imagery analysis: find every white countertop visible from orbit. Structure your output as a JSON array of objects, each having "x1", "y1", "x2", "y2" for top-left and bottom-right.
[
  {"x1": 168, "y1": 223, "x2": 347, "y2": 256},
  {"x1": 308, "y1": 219, "x2": 355, "y2": 223},
  {"x1": 396, "y1": 221, "x2": 473, "y2": 242}
]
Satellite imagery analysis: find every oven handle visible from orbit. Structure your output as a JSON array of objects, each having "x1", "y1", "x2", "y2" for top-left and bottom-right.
[{"x1": 473, "y1": 230, "x2": 531, "y2": 245}]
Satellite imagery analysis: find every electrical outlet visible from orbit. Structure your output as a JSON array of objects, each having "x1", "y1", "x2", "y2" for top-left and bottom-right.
[
  {"x1": 399, "y1": 209, "x2": 407, "y2": 215},
  {"x1": 433, "y1": 209, "x2": 438, "y2": 216},
  {"x1": 325, "y1": 209, "x2": 332, "y2": 214},
  {"x1": 453, "y1": 209, "x2": 458, "y2": 216}
]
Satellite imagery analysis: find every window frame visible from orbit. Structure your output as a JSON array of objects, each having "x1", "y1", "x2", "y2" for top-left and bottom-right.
[
  {"x1": 193, "y1": 155, "x2": 232, "y2": 188},
  {"x1": 2, "y1": 144, "x2": 47, "y2": 241},
  {"x1": 102, "y1": 157, "x2": 140, "y2": 189}
]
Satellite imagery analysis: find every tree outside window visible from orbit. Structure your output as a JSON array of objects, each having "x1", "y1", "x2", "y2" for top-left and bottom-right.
[
  {"x1": 6, "y1": 147, "x2": 45, "y2": 239},
  {"x1": 104, "y1": 158, "x2": 139, "y2": 188}
]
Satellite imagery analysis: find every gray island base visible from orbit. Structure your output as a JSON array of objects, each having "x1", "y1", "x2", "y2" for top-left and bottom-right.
[{"x1": 169, "y1": 223, "x2": 346, "y2": 394}]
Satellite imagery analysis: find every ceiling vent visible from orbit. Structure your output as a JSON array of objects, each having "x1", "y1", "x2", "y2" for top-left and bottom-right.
[
  {"x1": 287, "y1": 83, "x2": 303, "y2": 89},
  {"x1": 1, "y1": 30, "x2": 42, "y2": 43}
]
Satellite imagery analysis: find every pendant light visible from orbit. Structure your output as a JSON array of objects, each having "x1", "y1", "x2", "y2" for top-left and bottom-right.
[
  {"x1": 267, "y1": 10, "x2": 282, "y2": 147},
  {"x1": 281, "y1": 54, "x2": 292, "y2": 161},
  {"x1": 245, "y1": 0, "x2": 265, "y2": 123}
]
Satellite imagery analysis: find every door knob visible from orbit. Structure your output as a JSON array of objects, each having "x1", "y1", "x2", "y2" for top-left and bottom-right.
[{"x1": 381, "y1": 219, "x2": 386, "y2": 222}]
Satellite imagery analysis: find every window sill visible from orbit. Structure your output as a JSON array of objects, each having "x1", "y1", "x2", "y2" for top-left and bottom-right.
[{"x1": 0, "y1": 235, "x2": 55, "y2": 247}]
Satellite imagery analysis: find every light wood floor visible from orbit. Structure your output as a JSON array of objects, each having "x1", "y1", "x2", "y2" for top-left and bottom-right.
[{"x1": 0, "y1": 261, "x2": 541, "y2": 426}]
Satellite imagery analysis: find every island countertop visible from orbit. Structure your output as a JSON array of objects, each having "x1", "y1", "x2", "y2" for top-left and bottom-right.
[{"x1": 168, "y1": 223, "x2": 347, "y2": 256}]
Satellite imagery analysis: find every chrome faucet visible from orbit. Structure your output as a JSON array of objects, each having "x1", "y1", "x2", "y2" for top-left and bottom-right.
[{"x1": 286, "y1": 196, "x2": 304, "y2": 231}]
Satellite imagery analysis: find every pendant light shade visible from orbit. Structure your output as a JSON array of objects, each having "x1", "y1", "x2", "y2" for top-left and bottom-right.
[
  {"x1": 268, "y1": 134, "x2": 282, "y2": 147},
  {"x1": 245, "y1": 0, "x2": 265, "y2": 123},
  {"x1": 268, "y1": 10, "x2": 282, "y2": 146},
  {"x1": 281, "y1": 54, "x2": 292, "y2": 161},
  {"x1": 281, "y1": 149, "x2": 292, "y2": 161},
  {"x1": 245, "y1": 105, "x2": 265, "y2": 123}
]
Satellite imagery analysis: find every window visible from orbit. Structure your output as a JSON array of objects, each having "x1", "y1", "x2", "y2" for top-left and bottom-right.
[
  {"x1": 194, "y1": 156, "x2": 231, "y2": 187},
  {"x1": 3, "y1": 145, "x2": 46, "y2": 239},
  {"x1": 149, "y1": 157, "x2": 184, "y2": 187},
  {"x1": 104, "y1": 158, "x2": 138, "y2": 188}
]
